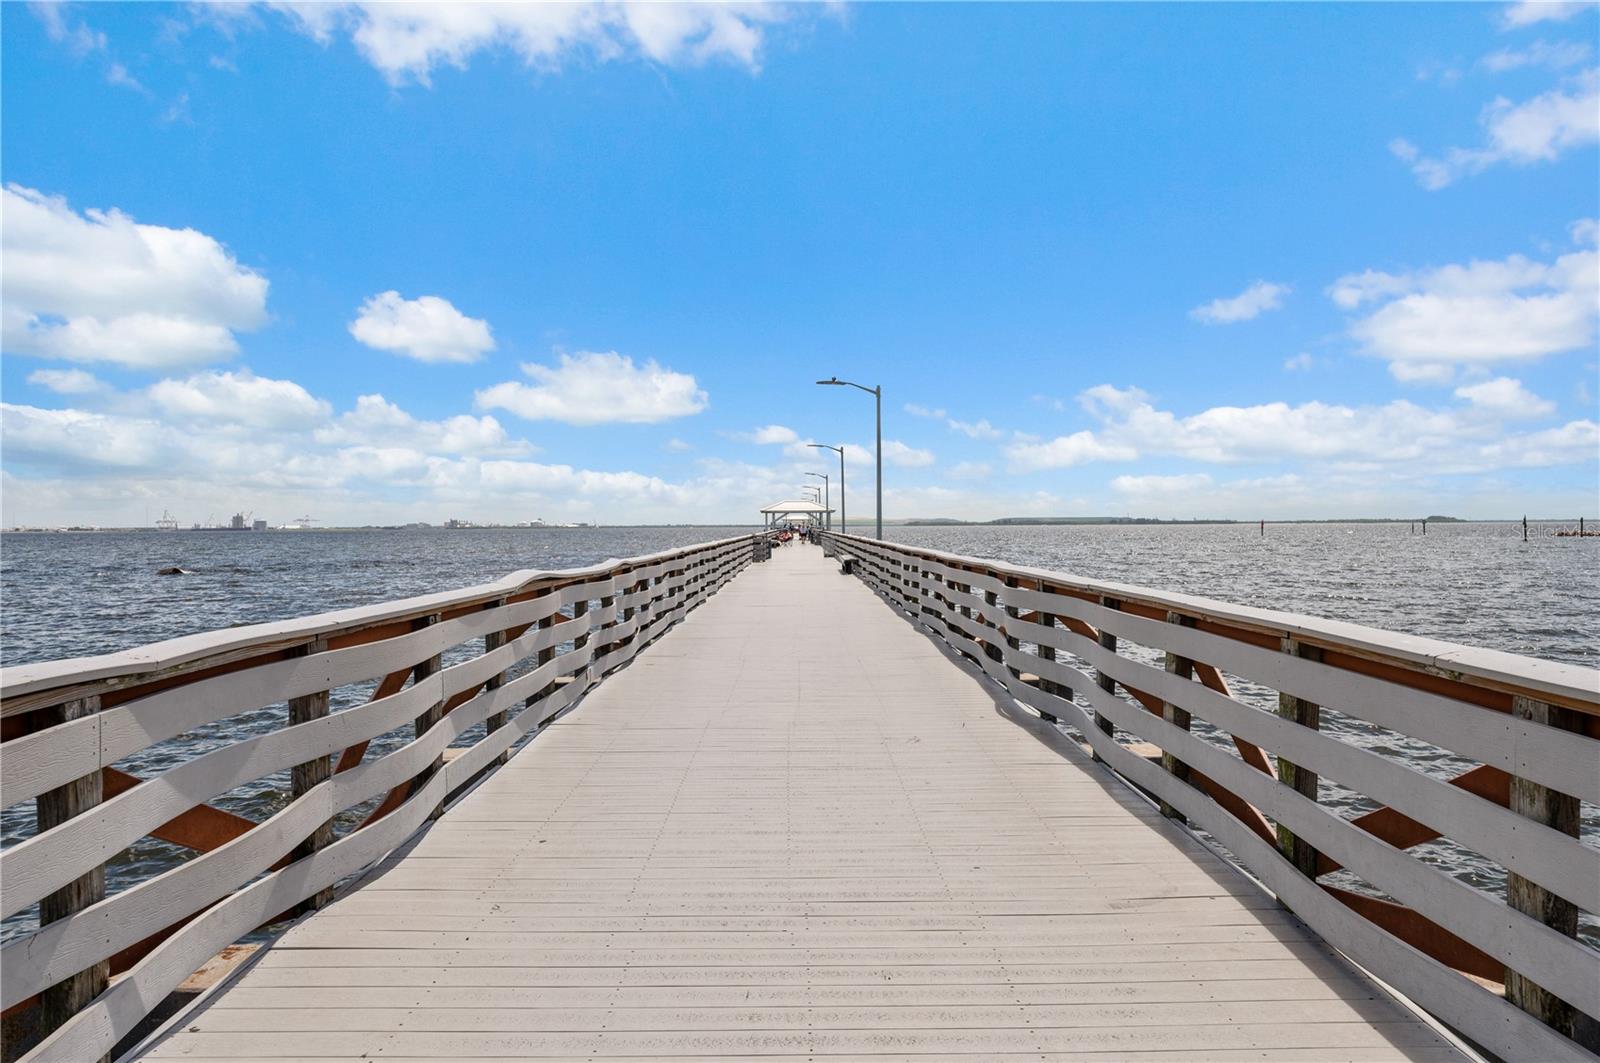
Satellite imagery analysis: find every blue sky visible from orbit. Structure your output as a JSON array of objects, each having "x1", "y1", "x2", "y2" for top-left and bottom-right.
[{"x1": 2, "y1": 1, "x2": 1596, "y2": 526}]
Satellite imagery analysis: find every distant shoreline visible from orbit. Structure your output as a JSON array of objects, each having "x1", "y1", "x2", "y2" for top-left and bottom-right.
[{"x1": 6, "y1": 515, "x2": 1596, "y2": 534}]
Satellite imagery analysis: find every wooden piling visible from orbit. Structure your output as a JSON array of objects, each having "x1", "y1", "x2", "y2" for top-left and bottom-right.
[
  {"x1": 1276, "y1": 637, "x2": 1323, "y2": 879},
  {"x1": 1158, "y1": 612, "x2": 1195, "y2": 821},
  {"x1": 1504, "y1": 695, "x2": 1581, "y2": 1040},
  {"x1": 35, "y1": 695, "x2": 109, "y2": 1061},
  {"x1": 1092, "y1": 596, "x2": 1119, "y2": 760},
  {"x1": 287, "y1": 637, "x2": 334, "y2": 912},
  {"x1": 482, "y1": 598, "x2": 511, "y2": 766},
  {"x1": 409, "y1": 614, "x2": 445, "y2": 820}
]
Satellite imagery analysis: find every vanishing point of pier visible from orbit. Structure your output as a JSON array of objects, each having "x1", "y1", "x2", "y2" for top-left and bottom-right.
[{"x1": 2, "y1": 533, "x2": 1596, "y2": 1061}]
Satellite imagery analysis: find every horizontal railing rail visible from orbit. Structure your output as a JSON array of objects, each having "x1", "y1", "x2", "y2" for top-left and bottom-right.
[
  {"x1": 820, "y1": 530, "x2": 1600, "y2": 1063},
  {"x1": 0, "y1": 533, "x2": 772, "y2": 1062}
]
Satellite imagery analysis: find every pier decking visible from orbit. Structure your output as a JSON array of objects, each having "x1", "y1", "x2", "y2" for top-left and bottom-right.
[{"x1": 139, "y1": 545, "x2": 1461, "y2": 1060}]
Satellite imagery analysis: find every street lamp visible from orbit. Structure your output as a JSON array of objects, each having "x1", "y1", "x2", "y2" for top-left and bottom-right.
[
  {"x1": 816, "y1": 377, "x2": 881, "y2": 539},
  {"x1": 805, "y1": 472, "x2": 830, "y2": 531},
  {"x1": 807, "y1": 443, "x2": 845, "y2": 534}
]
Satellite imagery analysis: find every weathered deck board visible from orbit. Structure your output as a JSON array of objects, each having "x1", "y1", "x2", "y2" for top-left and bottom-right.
[{"x1": 139, "y1": 544, "x2": 1464, "y2": 1061}]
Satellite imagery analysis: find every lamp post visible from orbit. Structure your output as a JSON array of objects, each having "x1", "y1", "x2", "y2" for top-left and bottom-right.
[
  {"x1": 805, "y1": 472, "x2": 830, "y2": 531},
  {"x1": 816, "y1": 378, "x2": 881, "y2": 539},
  {"x1": 807, "y1": 443, "x2": 845, "y2": 534}
]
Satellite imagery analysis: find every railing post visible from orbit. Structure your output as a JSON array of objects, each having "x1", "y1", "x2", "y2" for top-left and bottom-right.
[
  {"x1": 1092, "y1": 596, "x2": 1120, "y2": 760},
  {"x1": 35, "y1": 694, "x2": 108, "y2": 1060},
  {"x1": 1504, "y1": 695, "x2": 1581, "y2": 1040},
  {"x1": 983, "y1": 581, "x2": 1004, "y2": 665},
  {"x1": 1033, "y1": 581, "x2": 1072, "y2": 718},
  {"x1": 528, "y1": 587, "x2": 558, "y2": 728},
  {"x1": 1158, "y1": 612, "x2": 1195, "y2": 821},
  {"x1": 482, "y1": 598, "x2": 511, "y2": 767},
  {"x1": 1276, "y1": 637, "x2": 1322, "y2": 877},
  {"x1": 287, "y1": 636, "x2": 334, "y2": 911},
  {"x1": 409, "y1": 613, "x2": 445, "y2": 820}
]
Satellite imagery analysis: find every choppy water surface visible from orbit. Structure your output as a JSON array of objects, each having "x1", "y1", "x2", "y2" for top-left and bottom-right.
[{"x1": 2, "y1": 522, "x2": 1595, "y2": 945}]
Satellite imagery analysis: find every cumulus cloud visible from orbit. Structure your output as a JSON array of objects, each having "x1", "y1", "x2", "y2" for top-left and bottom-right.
[
  {"x1": 1004, "y1": 383, "x2": 1597, "y2": 475},
  {"x1": 740, "y1": 424, "x2": 799, "y2": 445},
  {"x1": 260, "y1": 2, "x2": 802, "y2": 85},
  {"x1": 883, "y1": 440, "x2": 936, "y2": 467},
  {"x1": 147, "y1": 370, "x2": 331, "y2": 430},
  {"x1": 1329, "y1": 225, "x2": 1597, "y2": 381},
  {"x1": 348, "y1": 291, "x2": 494, "y2": 364},
  {"x1": 1453, "y1": 376, "x2": 1557, "y2": 418},
  {"x1": 1007, "y1": 431, "x2": 1140, "y2": 471},
  {"x1": 1500, "y1": 1, "x2": 1592, "y2": 29},
  {"x1": 314, "y1": 394, "x2": 531, "y2": 455},
  {"x1": 1189, "y1": 281, "x2": 1291, "y2": 324},
  {"x1": 1, "y1": 185, "x2": 268, "y2": 369},
  {"x1": 476, "y1": 350, "x2": 708, "y2": 425},
  {"x1": 27, "y1": 368, "x2": 105, "y2": 395},
  {"x1": 1394, "y1": 68, "x2": 1599, "y2": 189}
]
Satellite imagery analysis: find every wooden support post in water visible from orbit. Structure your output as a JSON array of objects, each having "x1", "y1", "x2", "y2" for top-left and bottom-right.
[
  {"x1": 1276, "y1": 637, "x2": 1323, "y2": 878},
  {"x1": 482, "y1": 598, "x2": 511, "y2": 767},
  {"x1": 409, "y1": 614, "x2": 445, "y2": 820},
  {"x1": 1092, "y1": 596, "x2": 1119, "y2": 761},
  {"x1": 1504, "y1": 695, "x2": 1582, "y2": 1041},
  {"x1": 35, "y1": 695, "x2": 109, "y2": 1060},
  {"x1": 1158, "y1": 612, "x2": 1195, "y2": 821},
  {"x1": 287, "y1": 637, "x2": 334, "y2": 912},
  {"x1": 1523, "y1": 515, "x2": 1529, "y2": 541}
]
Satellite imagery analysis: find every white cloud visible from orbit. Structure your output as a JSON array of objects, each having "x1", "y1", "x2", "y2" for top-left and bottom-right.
[
  {"x1": 1395, "y1": 68, "x2": 1599, "y2": 188},
  {"x1": 1, "y1": 185, "x2": 268, "y2": 370},
  {"x1": 663, "y1": 437, "x2": 693, "y2": 452},
  {"x1": 148, "y1": 370, "x2": 331, "y2": 429},
  {"x1": 261, "y1": 2, "x2": 801, "y2": 86},
  {"x1": 948, "y1": 417, "x2": 1003, "y2": 440},
  {"x1": 1453, "y1": 376, "x2": 1557, "y2": 418},
  {"x1": 32, "y1": 4, "x2": 106, "y2": 56},
  {"x1": 904, "y1": 403, "x2": 947, "y2": 419},
  {"x1": 348, "y1": 290, "x2": 494, "y2": 364},
  {"x1": 1283, "y1": 353, "x2": 1314, "y2": 372},
  {"x1": 1189, "y1": 281, "x2": 1291, "y2": 324},
  {"x1": 948, "y1": 461, "x2": 993, "y2": 480},
  {"x1": 1481, "y1": 39, "x2": 1591, "y2": 72},
  {"x1": 1111, "y1": 473, "x2": 1215, "y2": 496},
  {"x1": 1500, "y1": 1, "x2": 1592, "y2": 29},
  {"x1": 1330, "y1": 226, "x2": 1597, "y2": 380},
  {"x1": 1007, "y1": 431, "x2": 1141, "y2": 471},
  {"x1": 741, "y1": 424, "x2": 799, "y2": 445},
  {"x1": 27, "y1": 368, "x2": 105, "y2": 395},
  {"x1": 314, "y1": 393, "x2": 531, "y2": 455},
  {"x1": 883, "y1": 440, "x2": 935, "y2": 467},
  {"x1": 105, "y1": 61, "x2": 147, "y2": 93},
  {"x1": 476, "y1": 350, "x2": 707, "y2": 425},
  {"x1": 1005, "y1": 383, "x2": 1597, "y2": 475}
]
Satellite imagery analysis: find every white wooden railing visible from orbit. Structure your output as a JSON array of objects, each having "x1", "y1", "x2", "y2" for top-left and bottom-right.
[
  {"x1": 0, "y1": 533, "x2": 768, "y2": 1062},
  {"x1": 820, "y1": 530, "x2": 1600, "y2": 1063}
]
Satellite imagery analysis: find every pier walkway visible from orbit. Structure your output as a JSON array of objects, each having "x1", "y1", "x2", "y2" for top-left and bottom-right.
[{"x1": 140, "y1": 544, "x2": 1463, "y2": 1060}]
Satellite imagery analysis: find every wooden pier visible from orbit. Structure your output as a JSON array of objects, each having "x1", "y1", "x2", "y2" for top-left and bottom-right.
[{"x1": 2, "y1": 534, "x2": 1596, "y2": 1061}]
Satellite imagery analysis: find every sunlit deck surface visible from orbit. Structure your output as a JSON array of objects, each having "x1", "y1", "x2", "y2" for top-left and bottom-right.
[{"x1": 143, "y1": 544, "x2": 1465, "y2": 1061}]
